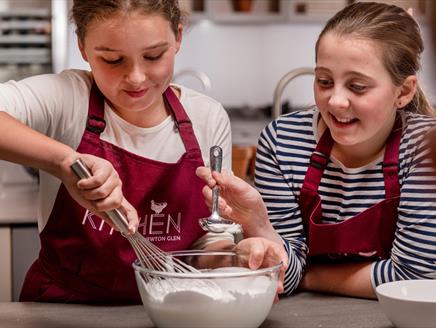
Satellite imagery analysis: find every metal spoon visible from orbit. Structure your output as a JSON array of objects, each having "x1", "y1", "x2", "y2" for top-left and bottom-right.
[{"x1": 199, "y1": 146, "x2": 236, "y2": 233}]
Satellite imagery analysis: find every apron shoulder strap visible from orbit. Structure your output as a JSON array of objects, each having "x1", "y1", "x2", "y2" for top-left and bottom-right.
[
  {"x1": 163, "y1": 87, "x2": 202, "y2": 153},
  {"x1": 302, "y1": 128, "x2": 334, "y2": 192},
  {"x1": 382, "y1": 115, "x2": 402, "y2": 198},
  {"x1": 86, "y1": 83, "x2": 106, "y2": 135}
]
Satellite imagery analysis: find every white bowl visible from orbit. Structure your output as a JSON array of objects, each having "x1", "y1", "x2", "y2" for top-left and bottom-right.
[
  {"x1": 133, "y1": 250, "x2": 281, "y2": 328},
  {"x1": 376, "y1": 280, "x2": 436, "y2": 328}
]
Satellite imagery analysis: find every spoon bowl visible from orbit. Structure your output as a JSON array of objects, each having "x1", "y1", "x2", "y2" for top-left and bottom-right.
[{"x1": 199, "y1": 146, "x2": 237, "y2": 233}]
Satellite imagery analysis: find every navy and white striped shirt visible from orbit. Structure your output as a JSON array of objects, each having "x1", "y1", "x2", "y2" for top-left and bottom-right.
[{"x1": 255, "y1": 109, "x2": 436, "y2": 295}]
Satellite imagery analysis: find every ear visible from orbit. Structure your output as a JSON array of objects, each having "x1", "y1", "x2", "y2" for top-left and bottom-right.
[
  {"x1": 78, "y1": 38, "x2": 89, "y2": 62},
  {"x1": 395, "y1": 75, "x2": 417, "y2": 108},
  {"x1": 175, "y1": 23, "x2": 183, "y2": 54}
]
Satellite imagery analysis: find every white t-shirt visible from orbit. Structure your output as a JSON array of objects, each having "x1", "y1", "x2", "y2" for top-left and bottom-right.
[{"x1": 0, "y1": 69, "x2": 234, "y2": 246}]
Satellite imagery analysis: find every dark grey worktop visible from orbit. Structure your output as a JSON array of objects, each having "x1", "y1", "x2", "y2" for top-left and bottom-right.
[{"x1": 0, "y1": 292, "x2": 393, "y2": 328}]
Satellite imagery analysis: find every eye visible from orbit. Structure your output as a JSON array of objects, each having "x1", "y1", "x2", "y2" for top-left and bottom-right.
[
  {"x1": 102, "y1": 57, "x2": 123, "y2": 65},
  {"x1": 349, "y1": 83, "x2": 367, "y2": 93},
  {"x1": 316, "y1": 78, "x2": 333, "y2": 88},
  {"x1": 144, "y1": 53, "x2": 163, "y2": 61}
]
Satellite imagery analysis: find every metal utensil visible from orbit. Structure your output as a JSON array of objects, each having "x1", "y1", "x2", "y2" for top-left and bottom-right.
[
  {"x1": 70, "y1": 159, "x2": 202, "y2": 275},
  {"x1": 199, "y1": 146, "x2": 236, "y2": 233}
]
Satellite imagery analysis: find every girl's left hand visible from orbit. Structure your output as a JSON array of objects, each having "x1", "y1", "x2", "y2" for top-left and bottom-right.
[{"x1": 235, "y1": 237, "x2": 289, "y2": 302}]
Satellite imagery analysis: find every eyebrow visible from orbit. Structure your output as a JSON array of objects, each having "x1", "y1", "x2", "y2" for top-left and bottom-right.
[
  {"x1": 94, "y1": 42, "x2": 169, "y2": 52},
  {"x1": 315, "y1": 67, "x2": 371, "y2": 79}
]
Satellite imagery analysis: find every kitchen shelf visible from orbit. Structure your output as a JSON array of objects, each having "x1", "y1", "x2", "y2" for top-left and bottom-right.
[
  {"x1": 181, "y1": 0, "x2": 431, "y2": 25},
  {"x1": 0, "y1": 4, "x2": 52, "y2": 66},
  {"x1": 0, "y1": 34, "x2": 50, "y2": 44},
  {"x1": 0, "y1": 20, "x2": 50, "y2": 30},
  {"x1": 287, "y1": 0, "x2": 430, "y2": 23},
  {"x1": 181, "y1": 0, "x2": 287, "y2": 24},
  {"x1": 0, "y1": 48, "x2": 51, "y2": 64},
  {"x1": 0, "y1": 8, "x2": 50, "y2": 18}
]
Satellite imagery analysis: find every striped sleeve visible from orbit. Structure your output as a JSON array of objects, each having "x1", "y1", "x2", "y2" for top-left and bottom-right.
[
  {"x1": 255, "y1": 114, "x2": 312, "y2": 295},
  {"x1": 372, "y1": 116, "x2": 436, "y2": 286}
]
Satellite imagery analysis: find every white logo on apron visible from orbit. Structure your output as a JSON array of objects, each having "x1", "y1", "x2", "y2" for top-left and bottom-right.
[
  {"x1": 82, "y1": 209, "x2": 115, "y2": 235},
  {"x1": 81, "y1": 201, "x2": 182, "y2": 242},
  {"x1": 151, "y1": 200, "x2": 167, "y2": 214}
]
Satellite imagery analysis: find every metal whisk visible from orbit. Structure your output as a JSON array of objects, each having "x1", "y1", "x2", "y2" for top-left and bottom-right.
[{"x1": 70, "y1": 158, "x2": 202, "y2": 275}]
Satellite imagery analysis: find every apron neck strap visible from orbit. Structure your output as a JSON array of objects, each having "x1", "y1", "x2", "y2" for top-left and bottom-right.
[
  {"x1": 302, "y1": 128, "x2": 334, "y2": 192},
  {"x1": 86, "y1": 83, "x2": 106, "y2": 135},
  {"x1": 163, "y1": 87, "x2": 201, "y2": 153},
  {"x1": 382, "y1": 115, "x2": 402, "y2": 198}
]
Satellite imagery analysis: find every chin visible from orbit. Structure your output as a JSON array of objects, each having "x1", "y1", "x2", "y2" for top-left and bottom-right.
[{"x1": 330, "y1": 132, "x2": 360, "y2": 146}]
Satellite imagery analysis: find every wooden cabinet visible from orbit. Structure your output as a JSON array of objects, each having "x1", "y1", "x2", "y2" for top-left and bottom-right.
[
  {"x1": 0, "y1": 227, "x2": 12, "y2": 301},
  {"x1": 232, "y1": 145, "x2": 256, "y2": 181},
  {"x1": 0, "y1": 182, "x2": 39, "y2": 302},
  {"x1": 0, "y1": 224, "x2": 40, "y2": 302}
]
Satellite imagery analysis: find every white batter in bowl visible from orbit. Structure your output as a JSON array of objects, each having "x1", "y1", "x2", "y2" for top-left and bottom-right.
[{"x1": 133, "y1": 250, "x2": 281, "y2": 328}]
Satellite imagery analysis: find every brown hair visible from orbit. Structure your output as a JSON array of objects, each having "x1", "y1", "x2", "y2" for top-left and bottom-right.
[
  {"x1": 71, "y1": 0, "x2": 185, "y2": 43},
  {"x1": 315, "y1": 1, "x2": 434, "y2": 116},
  {"x1": 432, "y1": 3, "x2": 436, "y2": 51}
]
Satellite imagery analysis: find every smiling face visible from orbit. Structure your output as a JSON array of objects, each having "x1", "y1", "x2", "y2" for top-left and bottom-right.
[
  {"x1": 79, "y1": 11, "x2": 181, "y2": 126},
  {"x1": 314, "y1": 32, "x2": 403, "y2": 162}
]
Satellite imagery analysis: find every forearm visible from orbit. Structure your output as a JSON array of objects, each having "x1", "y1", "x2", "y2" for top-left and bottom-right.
[
  {"x1": 299, "y1": 261, "x2": 376, "y2": 299},
  {"x1": 239, "y1": 202, "x2": 283, "y2": 245},
  {"x1": 0, "y1": 112, "x2": 76, "y2": 177},
  {"x1": 243, "y1": 219, "x2": 282, "y2": 245}
]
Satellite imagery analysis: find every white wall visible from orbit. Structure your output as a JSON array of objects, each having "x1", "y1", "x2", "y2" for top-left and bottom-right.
[{"x1": 67, "y1": 21, "x2": 436, "y2": 108}]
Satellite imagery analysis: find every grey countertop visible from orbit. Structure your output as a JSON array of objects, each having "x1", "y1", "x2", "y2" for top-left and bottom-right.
[{"x1": 0, "y1": 292, "x2": 393, "y2": 328}]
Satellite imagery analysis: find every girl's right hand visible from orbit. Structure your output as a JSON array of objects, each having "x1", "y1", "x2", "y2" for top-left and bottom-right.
[
  {"x1": 235, "y1": 237, "x2": 289, "y2": 302},
  {"x1": 60, "y1": 153, "x2": 139, "y2": 234}
]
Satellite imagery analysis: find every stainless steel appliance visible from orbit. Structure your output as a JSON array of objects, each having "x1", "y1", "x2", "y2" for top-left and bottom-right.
[
  {"x1": 0, "y1": 0, "x2": 68, "y2": 74},
  {"x1": 0, "y1": 0, "x2": 69, "y2": 302}
]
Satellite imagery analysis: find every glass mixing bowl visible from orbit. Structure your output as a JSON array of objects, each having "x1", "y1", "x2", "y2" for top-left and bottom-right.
[{"x1": 133, "y1": 250, "x2": 281, "y2": 328}]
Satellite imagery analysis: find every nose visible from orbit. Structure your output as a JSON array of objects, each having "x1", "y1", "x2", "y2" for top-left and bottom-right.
[
  {"x1": 125, "y1": 62, "x2": 146, "y2": 86},
  {"x1": 328, "y1": 87, "x2": 350, "y2": 109}
]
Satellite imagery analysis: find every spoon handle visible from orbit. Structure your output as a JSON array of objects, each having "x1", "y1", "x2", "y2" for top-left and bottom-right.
[
  {"x1": 210, "y1": 146, "x2": 222, "y2": 217},
  {"x1": 210, "y1": 146, "x2": 222, "y2": 173}
]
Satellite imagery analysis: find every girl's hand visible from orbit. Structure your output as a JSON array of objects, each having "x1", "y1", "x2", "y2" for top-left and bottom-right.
[
  {"x1": 235, "y1": 237, "x2": 289, "y2": 302},
  {"x1": 195, "y1": 166, "x2": 268, "y2": 228},
  {"x1": 61, "y1": 153, "x2": 139, "y2": 234}
]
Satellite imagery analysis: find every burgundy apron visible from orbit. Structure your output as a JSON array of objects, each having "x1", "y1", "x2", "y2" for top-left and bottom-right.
[
  {"x1": 20, "y1": 85, "x2": 209, "y2": 303},
  {"x1": 299, "y1": 117, "x2": 402, "y2": 259}
]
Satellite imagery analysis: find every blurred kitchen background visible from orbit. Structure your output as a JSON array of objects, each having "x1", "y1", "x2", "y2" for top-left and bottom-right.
[{"x1": 0, "y1": 0, "x2": 434, "y2": 301}]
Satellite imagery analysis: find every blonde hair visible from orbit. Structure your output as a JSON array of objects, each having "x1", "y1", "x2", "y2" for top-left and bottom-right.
[{"x1": 315, "y1": 2, "x2": 435, "y2": 116}]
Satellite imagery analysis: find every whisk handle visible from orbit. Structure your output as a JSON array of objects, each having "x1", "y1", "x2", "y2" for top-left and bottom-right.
[{"x1": 70, "y1": 158, "x2": 130, "y2": 235}]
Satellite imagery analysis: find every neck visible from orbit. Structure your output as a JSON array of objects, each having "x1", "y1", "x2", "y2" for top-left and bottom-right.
[
  {"x1": 333, "y1": 142, "x2": 386, "y2": 168},
  {"x1": 318, "y1": 116, "x2": 395, "y2": 168},
  {"x1": 108, "y1": 89, "x2": 177, "y2": 128}
]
